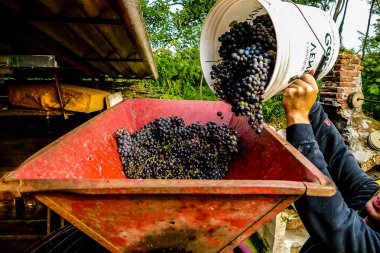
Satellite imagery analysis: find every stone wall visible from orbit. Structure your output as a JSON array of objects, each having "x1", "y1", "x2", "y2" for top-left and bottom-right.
[{"x1": 320, "y1": 53, "x2": 380, "y2": 171}]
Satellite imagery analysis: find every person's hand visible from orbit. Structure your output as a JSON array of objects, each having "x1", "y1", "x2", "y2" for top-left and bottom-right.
[{"x1": 282, "y1": 72, "x2": 318, "y2": 127}]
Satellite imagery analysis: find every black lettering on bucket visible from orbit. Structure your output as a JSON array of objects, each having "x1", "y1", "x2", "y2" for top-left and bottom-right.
[
  {"x1": 319, "y1": 33, "x2": 332, "y2": 71},
  {"x1": 302, "y1": 44, "x2": 310, "y2": 71},
  {"x1": 246, "y1": 7, "x2": 263, "y2": 22},
  {"x1": 325, "y1": 33, "x2": 332, "y2": 58},
  {"x1": 306, "y1": 42, "x2": 317, "y2": 71}
]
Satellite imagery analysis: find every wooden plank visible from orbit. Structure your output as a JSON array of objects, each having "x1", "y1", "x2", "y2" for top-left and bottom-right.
[{"x1": 105, "y1": 92, "x2": 123, "y2": 108}]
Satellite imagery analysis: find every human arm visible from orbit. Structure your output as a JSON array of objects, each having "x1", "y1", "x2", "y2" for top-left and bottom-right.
[
  {"x1": 284, "y1": 72, "x2": 378, "y2": 212},
  {"x1": 287, "y1": 123, "x2": 380, "y2": 252},
  {"x1": 307, "y1": 102, "x2": 379, "y2": 212},
  {"x1": 283, "y1": 74, "x2": 380, "y2": 252}
]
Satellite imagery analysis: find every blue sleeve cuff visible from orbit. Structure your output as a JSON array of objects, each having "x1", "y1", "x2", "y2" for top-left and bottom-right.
[{"x1": 286, "y1": 124, "x2": 316, "y2": 146}]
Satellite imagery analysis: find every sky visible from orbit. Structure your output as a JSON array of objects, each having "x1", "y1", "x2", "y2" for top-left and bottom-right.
[{"x1": 339, "y1": 0, "x2": 379, "y2": 51}]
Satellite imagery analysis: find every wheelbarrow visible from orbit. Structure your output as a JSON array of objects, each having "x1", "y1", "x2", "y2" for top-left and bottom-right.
[{"x1": 0, "y1": 99, "x2": 335, "y2": 252}]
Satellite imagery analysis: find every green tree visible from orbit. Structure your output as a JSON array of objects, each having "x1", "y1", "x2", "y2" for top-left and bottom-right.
[
  {"x1": 140, "y1": 0, "x2": 217, "y2": 50},
  {"x1": 360, "y1": 11, "x2": 380, "y2": 119},
  {"x1": 139, "y1": 0, "x2": 218, "y2": 101},
  {"x1": 142, "y1": 47, "x2": 217, "y2": 100}
]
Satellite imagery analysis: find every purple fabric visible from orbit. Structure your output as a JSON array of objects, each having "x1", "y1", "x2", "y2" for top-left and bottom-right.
[{"x1": 237, "y1": 242, "x2": 253, "y2": 253}]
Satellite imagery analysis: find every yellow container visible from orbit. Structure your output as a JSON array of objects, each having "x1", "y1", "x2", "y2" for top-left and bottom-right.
[
  {"x1": 8, "y1": 83, "x2": 111, "y2": 113},
  {"x1": 62, "y1": 84, "x2": 111, "y2": 113}
]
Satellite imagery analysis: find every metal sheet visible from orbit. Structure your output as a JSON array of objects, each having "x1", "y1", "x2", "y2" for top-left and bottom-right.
[
  {"x1": 36, "y1": 193, "x2": 298, "y2": 253},
  {"x1": 4, "y1": 99, "x2": 336, "y2": 252}
]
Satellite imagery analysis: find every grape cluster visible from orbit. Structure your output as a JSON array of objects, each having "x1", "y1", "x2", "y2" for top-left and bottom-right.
[
  {"x1": 211, "y1": 14, "x2": 277, "y2": 134},
  {"x1": 115, "y1": 116, "x2": 240, "y2": 180}
]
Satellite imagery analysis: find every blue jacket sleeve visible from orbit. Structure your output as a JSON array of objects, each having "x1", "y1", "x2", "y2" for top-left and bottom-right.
[
  {"x1": 308, "y1": 103, "x2": 379, "y2": 213},
  {"x1": 286, "y1": 123, "x2": 380, "y2": 253}
]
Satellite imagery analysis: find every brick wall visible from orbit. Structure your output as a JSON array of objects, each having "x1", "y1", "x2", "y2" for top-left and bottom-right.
[
  {"x1": 320, "y1": 54, "x2": 363, "y2": 108},
  {"x1": 320, "y1": 53, "x2": 380, "y2": 172}
]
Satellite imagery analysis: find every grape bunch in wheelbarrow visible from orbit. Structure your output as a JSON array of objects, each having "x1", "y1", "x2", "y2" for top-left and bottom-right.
[
  {"x1": 116, "y1": 116, "x2": 240, "y2": 180},
  {"x1": 211, "y1": 14, "x2": 277, "y2": 134}
]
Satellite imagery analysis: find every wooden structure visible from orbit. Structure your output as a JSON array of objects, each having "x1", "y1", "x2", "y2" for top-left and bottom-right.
[
  {"x1": 0, "y1": 0, "x2": 158, "y2": 251},
  {"x1": 0, "y1": 0, "x2": 158, "y2": 80}
]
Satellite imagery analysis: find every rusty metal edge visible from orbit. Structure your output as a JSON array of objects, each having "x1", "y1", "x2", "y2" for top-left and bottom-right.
[
  {"x1": 0, "y1": 178, "x2": 311, "y2": 197},
  {"x1": 0, "y1": 178, "x2": 336, "y2": 200},
  {"x1": 303, "y1": 181, "x2": 336, "y2": 197}
]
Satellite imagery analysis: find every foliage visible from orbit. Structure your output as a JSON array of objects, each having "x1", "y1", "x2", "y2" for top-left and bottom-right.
[
  {"x1": 261, "y1": 94, "x2": 286, "y2": 130},
  {"x1": 141, "y1": 48, "x2": 218, "y2": 100},
  {"x1": 360, "y1": 10, "x2": 380, "y2": 119},
  {"x1": 361, "y1": 60, "x2": 380, "y2": 119},
  {"x1": 362, "y1": 55, "x2": 380, "y2": 119},
  {"x1": 138, "y1": 0, "x2": 220, "y2": 101},
  {"x1": 262, "y1": 94, "x2": 285, "y2": 121},
  {"x1": 139, "y1": 0, "x2": 217, "y2": 50}
]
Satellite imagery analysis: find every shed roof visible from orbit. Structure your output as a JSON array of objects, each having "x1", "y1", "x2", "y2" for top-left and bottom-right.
[{"x1": 0, "y1": 0, "x2": 158, "y2": 80}]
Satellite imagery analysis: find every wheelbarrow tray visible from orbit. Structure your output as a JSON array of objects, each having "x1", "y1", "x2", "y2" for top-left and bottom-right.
[{"x1": 4, "y1": 99, "x2": 335, "y2": 253}]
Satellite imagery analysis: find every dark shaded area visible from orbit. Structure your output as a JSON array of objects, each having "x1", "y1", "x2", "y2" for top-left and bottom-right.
[
  {"x1": 24, "y1": 225, "x2": 108, "y2": 253},
  {"x1": 0, "y1": 109, "x2": 99, "y2": 252}
]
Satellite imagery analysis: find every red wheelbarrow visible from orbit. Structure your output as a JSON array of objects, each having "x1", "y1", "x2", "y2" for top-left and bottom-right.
[{"x1": 0, "y1": 99, "x2": 335, "y2": 252}]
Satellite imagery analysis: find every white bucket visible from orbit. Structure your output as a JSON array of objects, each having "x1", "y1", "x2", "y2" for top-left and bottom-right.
[{"x1": 200, "y1": 0, "x2": 340, "y2": 102}]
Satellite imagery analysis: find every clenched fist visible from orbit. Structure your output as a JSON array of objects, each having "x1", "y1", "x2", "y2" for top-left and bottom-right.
[{"x1": 282, "y1": 73, "x2": 318, "y2": 127}]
